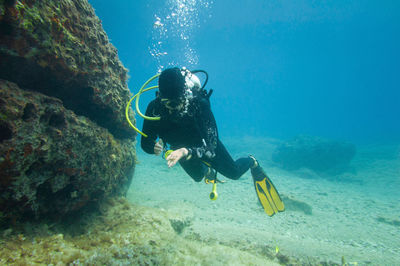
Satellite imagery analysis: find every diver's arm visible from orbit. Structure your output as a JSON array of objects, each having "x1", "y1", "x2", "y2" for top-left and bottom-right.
[
  {"x1": 140, "y1": 100, "x2": 159, "y2": 154},
  {"x1": 187, "y1": 98, "x2": 218, "y2": 160}
]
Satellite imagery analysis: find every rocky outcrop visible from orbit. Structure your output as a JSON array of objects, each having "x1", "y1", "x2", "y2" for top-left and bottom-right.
[
  {"x1": 0, "y1": 80, "x2": 136, "y2": 219},
  {"x1": 0, "y1": 0, "x2": 134, "y2": 138},
  {"x1": 0, "y1": 0, "x2": 136, "y2": 223},
  {"x1": 272, "y1": 135, "x2": 356, "y2": 176}
]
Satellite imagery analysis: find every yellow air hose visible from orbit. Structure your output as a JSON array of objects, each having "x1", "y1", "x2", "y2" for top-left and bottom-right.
[
  {"x1": 125, "y1": 74, "x2": 160, "y2": 137},
  {"x1": 126, "y1": 71, "x2": 219, "y2": 201}
]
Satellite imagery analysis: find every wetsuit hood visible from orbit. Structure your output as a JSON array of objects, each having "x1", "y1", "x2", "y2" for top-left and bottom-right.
[{"x1": 158, "y1": 67, "x2": 186, "y2": 100}]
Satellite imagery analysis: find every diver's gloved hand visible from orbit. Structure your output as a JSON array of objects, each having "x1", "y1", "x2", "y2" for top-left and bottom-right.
[
  {"x1": 166, "y1": 148, "x2": 189, "y2": 168},
  {"x1": 154, "y1": 139, "x2": 164, "y2": 156}
]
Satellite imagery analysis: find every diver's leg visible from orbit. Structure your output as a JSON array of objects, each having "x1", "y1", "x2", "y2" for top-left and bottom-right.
[
  {"x1": 210, "y1": 140, "x2": 254, "y2": 180},
  {"x1": 179, "y1": 159, "x2": 210, "y2": 182}
]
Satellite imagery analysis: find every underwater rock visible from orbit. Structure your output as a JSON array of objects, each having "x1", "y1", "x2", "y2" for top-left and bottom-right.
[
  {"x1": 0, "y1": 80, "x2": 135, "y2": 222},
  {"x1": 0, "y1": 0, "x2": 135, "y2": 138},
  {"x1": 0, "y1": 0, "x2": 137, "y2": 224},
  {"x1": 281, "y1": 195, "x2": 312, "y2": 215},
  {"x1": 0, "y1": 198, "x2": 283, "y2": 265},
  {"x1": 376, "y1": 217, "x2": 400, "y2": 228},
  {"x1": 169, "y1": 217, "x2": 192, "y2": 234},
  {"x1": 272, "y1": 135, "x2": 356, "y2": 176}
]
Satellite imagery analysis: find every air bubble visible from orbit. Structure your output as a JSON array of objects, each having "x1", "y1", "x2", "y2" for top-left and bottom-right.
[{"x1": 149, "y1": 0, "x2": 213, "y2": 69}]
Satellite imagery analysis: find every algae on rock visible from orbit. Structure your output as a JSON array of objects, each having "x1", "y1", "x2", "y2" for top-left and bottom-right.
[
  {"x1": 0, "y1": 80, "x2": 135, "y2": 223},
  {"x1": 0, "y1": 198, "x2": 282, "y2": 265},
  {"x1": 0, "y1": 0, "x2": 135, "y2": 138},
  {"x1": 0, "y1": 0, "x2": 137, "y2": 223}
]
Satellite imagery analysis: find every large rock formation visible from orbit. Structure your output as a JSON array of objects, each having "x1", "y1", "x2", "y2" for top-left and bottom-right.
[
  {"x1": 272, "y1": 135, "x2": 356, "y2": 176},
  {"x1": 0, "y1": 0, "x2": 136, "y2": 223},
  {"x1": 0, "y1": 0, "x2": 134, "y2": 138}
]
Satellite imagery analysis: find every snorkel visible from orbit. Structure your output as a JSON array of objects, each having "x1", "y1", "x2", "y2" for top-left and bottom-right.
[{"x1": 125, "y1": 69, "x2": 208, "y2": 137}]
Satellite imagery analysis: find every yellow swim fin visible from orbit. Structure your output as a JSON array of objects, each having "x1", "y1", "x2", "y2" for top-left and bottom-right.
[{"x1": 251, "y1": 164, "x2": 284, "y2": 216}]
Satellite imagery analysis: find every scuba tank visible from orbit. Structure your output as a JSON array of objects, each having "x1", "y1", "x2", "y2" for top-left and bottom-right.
[{"x1": 183, "y1": 68, "x2": 213, "y2": 100}]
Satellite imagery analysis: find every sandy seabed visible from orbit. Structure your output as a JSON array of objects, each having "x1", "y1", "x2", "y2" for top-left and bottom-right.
[
  {"x1": 128, "y1": 136, "x2": 400, "y2": 265},
  {"x1": 1, "y1": 136, "x2": 398, "y2": 265}
]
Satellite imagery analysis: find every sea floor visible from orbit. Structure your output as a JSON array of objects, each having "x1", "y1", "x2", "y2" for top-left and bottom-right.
[
  {"x1": 128, "y1": 136, "x2": 400, "y2": 265},
  {"x1": 1, "y1": 136, "x2": 398, "y2": 265}
]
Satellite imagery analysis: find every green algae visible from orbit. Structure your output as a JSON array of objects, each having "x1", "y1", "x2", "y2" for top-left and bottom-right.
[
  {"x1": 0, "y1": 113, "x2": 8, "y2": 121},
  {"x1": 0, "y1": 198, "x2": 282, "y2": 265}
]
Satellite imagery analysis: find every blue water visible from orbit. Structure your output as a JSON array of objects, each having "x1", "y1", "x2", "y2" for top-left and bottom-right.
[
  {"x1": 88, "y1": 1, "x2": 400, "y2": 263},
  {"x1": 90, "y1": 0, "x2": 400, "y2": 144}
]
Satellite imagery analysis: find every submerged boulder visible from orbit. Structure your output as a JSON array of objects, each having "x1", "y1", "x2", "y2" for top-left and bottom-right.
[
  {"x1": 0, "y1": 0, "x2": 134, "y2": 138},
  {"x1": 0, "y1": 80, "x2": 135, "y2": 221},
  {"x1": 0, "y1": 0, "x2": 136, "y2": 224},
  {"x1": 272, "y1": 135, "x2": 356, "y2": 176}
]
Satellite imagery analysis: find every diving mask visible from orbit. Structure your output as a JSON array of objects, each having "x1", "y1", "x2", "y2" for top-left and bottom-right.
[{"x1": 161, "y1": 98, "x2": 185, "y2": 110}]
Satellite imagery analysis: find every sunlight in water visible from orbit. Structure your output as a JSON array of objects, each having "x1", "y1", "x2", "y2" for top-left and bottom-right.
[{"x1": 149, "y1": 0, "x2": 213, "y2": 71}]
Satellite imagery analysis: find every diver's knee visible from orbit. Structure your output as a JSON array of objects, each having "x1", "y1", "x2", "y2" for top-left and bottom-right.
[
  {"x1": 191, "y1": 175, "x2": 204, "y2": 182},
  {"x1": 225, "y1": 171, "x2": 241, "y2": 180},
  {"x1": 191, "y1": 168, "x2": 214, "y2": 182},
  {"x1": 229, "y1": 174, "x2": 241, "y2": 180}
]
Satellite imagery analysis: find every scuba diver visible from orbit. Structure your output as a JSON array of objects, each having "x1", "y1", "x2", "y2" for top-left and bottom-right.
[{"x1": 138, "y1": 67, "x2": 284, "y2": 216}]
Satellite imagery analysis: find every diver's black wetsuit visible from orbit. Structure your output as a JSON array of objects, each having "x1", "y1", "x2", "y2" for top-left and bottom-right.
[{"x1": 141, "y1": 96, "x2": 254, "y2": 182}]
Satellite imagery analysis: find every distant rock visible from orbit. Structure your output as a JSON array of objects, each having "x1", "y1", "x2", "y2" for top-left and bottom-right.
[
  {"x1": 272, "y1": 135, "x2": 356, "y2": 176},
  {"x1": 280, "y1": 195, "x2": 312, "y2": 215},
  {"x1": 0, "y1": 0, "x2": 136, "y2": 224}
]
